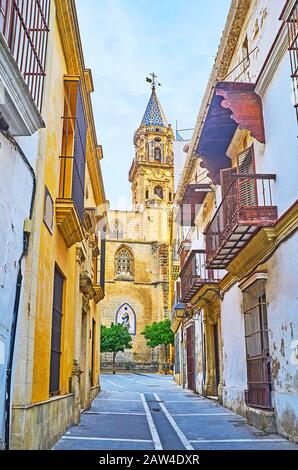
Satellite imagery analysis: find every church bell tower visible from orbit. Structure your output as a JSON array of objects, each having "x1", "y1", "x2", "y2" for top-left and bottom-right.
[{"x1": 129, "y1": 74, "x2": 174, "y2": 211}]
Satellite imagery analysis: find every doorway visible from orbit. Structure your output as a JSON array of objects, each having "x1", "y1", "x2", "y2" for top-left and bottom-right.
[
  {"x1": 213, "y1": 322, "x2": 220, "y2": 390},
  {"x1": 80, "y1": 310, "x2": 87, "y2": 409},
  {"x1": 186, "y1": 324, "x2": 195, "y2": 390}
]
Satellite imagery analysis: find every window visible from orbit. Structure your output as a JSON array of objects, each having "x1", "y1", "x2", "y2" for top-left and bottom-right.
[
  {"x1": 0, "y1": 0, "x2": 50, "y2": 111},
  {"x1": 110, "y1": 219, "x2": 124, "y2": 239},
  {"x1": 115, "y1": 247, "x2": 134, "y2": 278},
  {"x1": 59, "y1": 78, "x2": 87, "y2": 221},
  {"x1": 169, "y1": 192, "x2": 172, "y2": 202},
  {"x1": 154, "y1": 147, "x2": 162, "y2": 161},
  {"x1": 243, "y1": 279, "x2": 272, "y2": 409},
  {"x1": 237, "y1": 145, "x2": 257, "y2": 206},
  {"x1": 154, "y1": 185, "x2": 163, "y2": 199},
  {"x1": 145, "y1": 189, "x2": 149, "y2": 199},
  {"x1": 49, "y1": 267, "x2": 64, "y2": 395}
]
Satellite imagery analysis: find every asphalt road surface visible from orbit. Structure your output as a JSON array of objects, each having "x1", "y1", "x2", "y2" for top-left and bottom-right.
[{"x1": 53, "y1": 373, "x2": 298, "y2": 451}]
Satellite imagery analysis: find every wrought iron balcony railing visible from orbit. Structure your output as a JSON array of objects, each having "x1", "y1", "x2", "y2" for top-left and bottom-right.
[
  {"x1": 0, "y1": 0, "x2": 50, "y2": 112},
  {"x1": 205, "y1": 174, "x2": 278, "y2": 269},
  {"x1": 180, "y1": 250, "x2": 220, "y2": 303}
]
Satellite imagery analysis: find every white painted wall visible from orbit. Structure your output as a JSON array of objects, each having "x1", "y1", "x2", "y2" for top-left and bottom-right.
[
  {"x1": 194, "y1": 313, "x2": 204, "y2": 395},
  {"x1": 255, "y1": 54, "x2": 298, "y2": 216},
  {"x1": 221, "y1": 285, "x2": 248, "y2": 416},
  {"x1": 0, "y1": 133, "x2": 37, "y2": 448},
  {"x1": 266, "y1": 232, "x2": 298, "y2": 441}
]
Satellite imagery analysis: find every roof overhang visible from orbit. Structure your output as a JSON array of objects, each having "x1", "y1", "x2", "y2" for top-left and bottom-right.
[
  {"x1": 175, "y1": 183, "x2": 211, "y2": 226},
  {"x1": 196, "y1": 82, "x2": 265, "y2": 184},
  {"x1": 181, "y1": 183, "x2": 211, "y2": 205}
]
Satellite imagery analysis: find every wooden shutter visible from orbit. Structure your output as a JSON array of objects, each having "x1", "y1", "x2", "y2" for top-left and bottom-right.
[
  {"x1": 220, "y1": 167, "x2": 237, "y2": 199},
  {"x1": 220, "y1": 167, "x2": 237, "y2": 227},
  {"x1": 237, "y1": 146, "x2": 257, "y2": 206},
  {"x1": 49, "y1": 267, "x2": 64, "y2": 395}
]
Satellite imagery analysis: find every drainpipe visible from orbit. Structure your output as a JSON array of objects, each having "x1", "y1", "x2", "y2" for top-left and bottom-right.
[{"x1": 1, "y1": 128, "x2": 36, "y2": 450}]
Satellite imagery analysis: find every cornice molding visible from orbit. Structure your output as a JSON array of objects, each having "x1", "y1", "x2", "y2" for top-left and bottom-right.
[
  {"x1": 55, "y1": 0, "x2": 106, "y2": 206},
  {"x1": 255, "y1": 25, "x2": 288, "y2": 97}
]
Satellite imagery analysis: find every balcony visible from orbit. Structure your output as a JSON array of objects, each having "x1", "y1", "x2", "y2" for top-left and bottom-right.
[
  {"x1": 0, "y1": 1, "x2": 50, "y2": 135},
  {"x1": 56, "y1": 78, "x2": 87, "y2": 247},
  {"x1": 205, "y1": 174, "x2": 278, "y2": 269},
  {"x1": 180, "y1": 250, "x2": 220, "y2": 303}
]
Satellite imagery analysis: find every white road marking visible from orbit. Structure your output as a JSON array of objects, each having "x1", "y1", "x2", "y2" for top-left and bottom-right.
[
  {"x1": 62, "y1": 436, "x2": 152, "y2": 443},
  {"x1": 172, "y1": 413, "x2": 236, "y2": 417},
  {"x1": 85, "y1": 411, "x2": 146, "y2": 416},
  {"x1": 154, "y1": 393, "x2": 194, "y2": 451},
  {"x1": 116, "y1": 375, "x2": 138, "y2": 382},
  {"x1": 140, "y1": 393, "x2": 163, "y2": 451},
  {"x1": 160, "y1": 400, "x2": 205, "y2": 403},
  {"x1": 100, "y1": 378, "x2": 125, "y2": 389},
  {"x1": 99, "y1": 390, "x2": 140, "y2": 394},
  {"x1": 190, "y1": 439, "x2": 286, "y2": 443},
  {"x1": 94, "y1": 398, "x2": 141, "y2": 402}
]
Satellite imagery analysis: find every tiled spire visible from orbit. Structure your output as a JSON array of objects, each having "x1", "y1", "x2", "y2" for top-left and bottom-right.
[{"x1": 141, "y1": 87, "x2": 168, "y2": 127}]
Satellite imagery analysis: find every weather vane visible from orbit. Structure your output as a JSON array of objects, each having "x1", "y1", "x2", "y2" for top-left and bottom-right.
[{"x1": 146, "y1": 72, "x2": 161, "y2": 90}]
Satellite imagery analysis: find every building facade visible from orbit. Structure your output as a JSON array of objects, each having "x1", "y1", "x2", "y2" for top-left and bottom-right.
[
  {"x1": 101, "y1": 84, "x2": 174, "y2": 371},
  {"x1": 172, "y1": 0, "x2": 298, "y2": 442},
  {"x1": 0, "y1": 0, "x2": 107, "y2": 450},
  {"x1": 0, "y1": 0, "x2": 50, "y2": 449}
]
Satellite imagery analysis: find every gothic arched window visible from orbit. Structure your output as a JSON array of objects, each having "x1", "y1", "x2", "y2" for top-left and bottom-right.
[{"x1": 115, "y1": 246, "x2": 134, "y2": 278}]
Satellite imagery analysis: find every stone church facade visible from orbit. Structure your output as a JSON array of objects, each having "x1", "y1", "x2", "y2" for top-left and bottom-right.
[{"x1": 101, "y1": 85, "x2": 174, "y2": 371}]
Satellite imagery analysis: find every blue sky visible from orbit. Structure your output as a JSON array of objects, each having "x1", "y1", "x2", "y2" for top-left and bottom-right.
[{"x1": 76, "y1": 0, "x2": 231, "y2": 209}]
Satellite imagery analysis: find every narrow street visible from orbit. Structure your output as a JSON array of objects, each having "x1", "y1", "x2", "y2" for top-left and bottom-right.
[{"x1": 54, "y1": 374, "x2": 298, "y2": 451}]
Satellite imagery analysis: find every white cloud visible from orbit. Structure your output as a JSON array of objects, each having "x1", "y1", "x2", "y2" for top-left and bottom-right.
[{"x1": 76, "y1": 0, "x2": 231, "y2": 208}]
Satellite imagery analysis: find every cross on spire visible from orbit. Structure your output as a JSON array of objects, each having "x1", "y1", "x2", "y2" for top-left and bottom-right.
[{"x1": 146, "y1": 72, "x2": 161, "y2": 90}]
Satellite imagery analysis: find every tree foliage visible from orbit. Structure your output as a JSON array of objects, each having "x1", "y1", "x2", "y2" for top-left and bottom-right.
[
  {"x1": 142, "y1": 319, "x2": 174, "y2": 348},
  {"x1": 101, "y1": 323, "x2": 132, "y2": 354}
]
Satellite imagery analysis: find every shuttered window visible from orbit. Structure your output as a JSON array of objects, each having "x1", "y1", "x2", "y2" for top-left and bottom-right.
[
  {"x1": 220, "y1": 167, "x2": 237, "y2": 228},
  {"x1": 220, "y1": 167, "x2": 237, "y2": 199},
  {"x1": 237, "y1": 145, "x2": 257, "y2": 206},
  {"x1": 49, "y1": 267, "x2": 64, "y2": 396}
]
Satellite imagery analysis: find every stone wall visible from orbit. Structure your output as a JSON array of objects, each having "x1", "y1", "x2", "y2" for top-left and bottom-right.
[{"x1": 11, "y1": 394, "x2": 74, "y2": 450}]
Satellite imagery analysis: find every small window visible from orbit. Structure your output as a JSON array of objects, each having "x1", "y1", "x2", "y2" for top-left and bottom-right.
[
  {"x1": 154, "y1": 185, "x2": 163, "y2": 199},
  {"x1": 154, "y1": 147, "x2": 162, "y2": 161},
  {"x1": 115, "y1": 247, "x2": 134, "y2": 278},
  {"x1": 169, "y1": 192, "x2": 172, "y2": 202},
  {"x1": 145, "y1": 190, "x2": 149, "y2": 199}
]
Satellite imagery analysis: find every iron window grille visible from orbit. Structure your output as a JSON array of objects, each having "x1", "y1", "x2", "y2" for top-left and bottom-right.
[
  {"x1": 243, "y1": 279, "x2": 273, "y2": 409},
  {"x1": 0, "y1": 0, "x2": 50, "y2": 112}
]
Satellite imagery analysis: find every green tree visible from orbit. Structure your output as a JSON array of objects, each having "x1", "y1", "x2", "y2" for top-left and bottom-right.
[
  {"x1": 142, "y1": 319, "x2": 174, "y2": 375},
  {"x1": 101, "y1": 323, "x2": 132, "y2": 374}
]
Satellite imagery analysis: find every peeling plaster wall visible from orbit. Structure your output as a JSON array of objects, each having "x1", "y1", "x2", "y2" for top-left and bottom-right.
[
  {"x1": 195, "y1": 314, "x2": 204, "y2": 395},
  {"x1": 266, "y1": 232, "x2": 298, "y2": 442},
  {"x1": 0, "y1": 133, "x2": 37, "y2": 449},
  {"x1": 221, "y1": 285, "x2": 247, "y2": 416}
]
